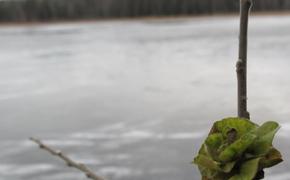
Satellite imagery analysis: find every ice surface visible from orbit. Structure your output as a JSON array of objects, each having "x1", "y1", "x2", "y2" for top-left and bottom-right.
[{"x1": 0, "y1": 15, "x2": 290, "y2": 179}]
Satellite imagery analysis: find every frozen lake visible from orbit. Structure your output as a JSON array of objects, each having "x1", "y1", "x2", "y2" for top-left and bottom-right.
[{"x1": 0, "y1": 15, "x2": 290, "y2": 180}]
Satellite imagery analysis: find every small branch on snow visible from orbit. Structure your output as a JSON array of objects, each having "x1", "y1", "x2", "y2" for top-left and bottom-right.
[{"x1": 29, "y1": 137, "x2": 106, "y2": 180}]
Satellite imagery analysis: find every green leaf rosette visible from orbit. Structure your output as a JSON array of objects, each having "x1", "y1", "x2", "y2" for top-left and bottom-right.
[{"x1": 193, "y1": 117, "x2": 283, "y2": 180}]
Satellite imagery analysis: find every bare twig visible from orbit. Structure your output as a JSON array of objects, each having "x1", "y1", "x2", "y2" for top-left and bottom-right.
[
  {"x1": 237, "y1": 0, "x2": 252, "y2": 119},
  {"x1": 29, "y1": 137, "x2": 106, "y2": 180}
]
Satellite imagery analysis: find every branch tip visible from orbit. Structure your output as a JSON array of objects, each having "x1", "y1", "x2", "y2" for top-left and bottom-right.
[{"x1": 29, "y1": 137, "x2": 105, "y2": 180}]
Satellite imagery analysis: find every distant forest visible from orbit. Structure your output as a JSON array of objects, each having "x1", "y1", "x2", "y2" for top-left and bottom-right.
[{"x1": 0, "y1": 0, "x2": 289, "y2": 22}]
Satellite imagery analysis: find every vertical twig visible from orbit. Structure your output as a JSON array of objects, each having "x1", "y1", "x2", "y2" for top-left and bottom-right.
[
  {"x1": 237, "y1": 0, "x2": 252, "y2": 119},
  {"x1": 237, "y1": 2, "x2": 265, "y2": 178}
]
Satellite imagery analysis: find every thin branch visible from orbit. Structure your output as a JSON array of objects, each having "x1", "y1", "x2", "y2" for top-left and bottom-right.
[
  {"x1": 29, "y1": 137, "x2": 106, "y2": 180},
  {"x1": 237, "y1": 0, "x2": 252, "y2": 119}
]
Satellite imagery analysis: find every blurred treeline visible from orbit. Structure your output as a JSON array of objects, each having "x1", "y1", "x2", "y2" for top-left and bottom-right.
[{"x1": 0, "y1": 0, "x2": 289, "y2": 22}]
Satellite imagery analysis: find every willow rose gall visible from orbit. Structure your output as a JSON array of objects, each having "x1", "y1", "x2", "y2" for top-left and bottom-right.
[{"x1": 193, "y1": 118, "x2": 283, "y2": 180}]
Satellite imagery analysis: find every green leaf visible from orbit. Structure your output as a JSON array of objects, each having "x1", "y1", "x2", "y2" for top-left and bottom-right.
[
  {"x1": 194, "y1": 154, "x2": 221, "y2": 170},
  {"x1": 260, "y1": 147, "x2": 283, "y2": 168},
  {"x1": 249, "y1": 121, "x2": 280, "y2": 156},
  {"x1": 229, "y1": 158, "x2": 261, "y2": 180},
  {"x1": 206, "y1": 133, "x2": 223, "y2": 150},
  {"x1": 220, "y1": 161, "x2": 236, "y2": 173},
  {"x1": 219, "y1": 133, "x2": 257, "y2": 162},
  {"x1": 255, "y1": 121, "x2": 279, "y2": 137},
  {"x1": 205, "y1": 133, "x2": 223, "y2": 160},
  {"x1": 214, "y1": 118, "x2": 258, "y2": 138}
]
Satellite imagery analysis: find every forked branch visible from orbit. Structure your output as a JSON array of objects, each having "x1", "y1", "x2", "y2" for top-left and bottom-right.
[{"x1": 30, "y1": 137, "x2": 106, "y2": 180}]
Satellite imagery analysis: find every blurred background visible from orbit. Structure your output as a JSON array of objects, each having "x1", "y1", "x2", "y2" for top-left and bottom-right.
[
  {"x1": 0, "y1": 0, "x2": 290, "y2": 180},
  {"x1": 0, "y1": 0, "x2": 290, "y2": 22}
]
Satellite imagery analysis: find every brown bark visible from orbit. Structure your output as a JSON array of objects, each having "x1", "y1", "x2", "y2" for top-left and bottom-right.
[
  {"x1": 30, "y1": 137, "x2": 105, "y2": 180},
  {"x1": 237, "y1": 0, "x2": 252, "y2": 119}
]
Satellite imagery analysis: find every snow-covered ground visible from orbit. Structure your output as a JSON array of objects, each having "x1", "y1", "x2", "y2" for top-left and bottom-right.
[{"x1": 0, "y1": 15, "x2": 289, "y2": 180}]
